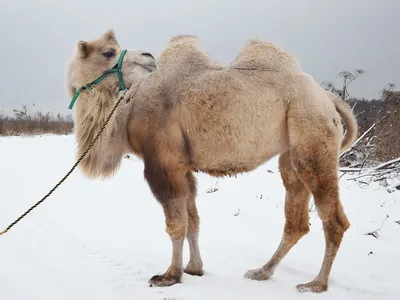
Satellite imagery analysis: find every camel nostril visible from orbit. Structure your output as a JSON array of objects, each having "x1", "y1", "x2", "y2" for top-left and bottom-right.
[{"x1": 141, "y1": 52, "x2": 154, "y2": 59}]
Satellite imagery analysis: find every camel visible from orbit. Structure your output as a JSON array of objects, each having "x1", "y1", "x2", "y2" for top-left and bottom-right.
[{"x1": 66, "y1": 30, "x2": 358, "y2": 293}]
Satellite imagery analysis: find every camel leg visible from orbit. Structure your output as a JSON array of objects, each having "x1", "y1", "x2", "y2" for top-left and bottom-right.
[
  {"x1": 245, "y1": 151, "x2": 311, "y2": 280},
  {"x1": 291, "y1": 143, "x2": 350, "y2": 293},
  {"x1": 184, "y1": 173, "x2": 204, "y2": 276},
  {"x1": 149, "y1": 197, "x2": 188, "y2": 287},
  {"x1": 144, "y1": 162, "x2": 190, "y2": 287}
]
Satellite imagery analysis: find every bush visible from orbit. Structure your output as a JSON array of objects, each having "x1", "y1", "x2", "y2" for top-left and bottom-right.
[
  {"x1": 345, "y1": 91, "x2": 400, "y2": 163},
  {"x1": 0, "y1": 105, "x2": 73, "y2": 136}
]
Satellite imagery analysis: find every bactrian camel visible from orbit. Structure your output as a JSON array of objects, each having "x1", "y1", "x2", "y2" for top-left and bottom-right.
[{"x1": 66, "y1": 30, "x2": 358, "y2": 293}]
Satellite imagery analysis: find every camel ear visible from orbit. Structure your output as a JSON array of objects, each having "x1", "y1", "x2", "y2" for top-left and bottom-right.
[
  {"x1": 77, "y1": 41, "x2": 91, "y2": 58},
  {"x1": 104, "y1": 29, "x2": 117, "y2": 44}
]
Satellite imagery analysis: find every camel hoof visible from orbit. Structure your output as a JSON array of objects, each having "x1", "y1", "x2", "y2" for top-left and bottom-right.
[
  {"x1": 148, "y1": 273, "x2": 181, "y2": 287},
  {"x1": 244, "y1": 268, "x2": 272, "y2": 281},
  {"x1": 296, "y1": 280, "x2": 328, "y2": 293},
  {"x1": 184, "y1": 267, "x2": 204, "y2": 276},
  {"x1": 184, "y1": 260, "x2": 203, "y2": 276}
]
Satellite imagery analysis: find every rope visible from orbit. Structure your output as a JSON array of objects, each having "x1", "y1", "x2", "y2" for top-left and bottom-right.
[{"x1": 0, "y1": 90, "x2": 128, "y2": 237}]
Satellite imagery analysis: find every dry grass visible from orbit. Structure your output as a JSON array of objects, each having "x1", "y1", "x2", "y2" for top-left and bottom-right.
[{"x1": 0, "y1": 106, "x2": 73, "y2": 136}]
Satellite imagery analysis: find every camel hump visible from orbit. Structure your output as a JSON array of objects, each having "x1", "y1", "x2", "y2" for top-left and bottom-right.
[
  {"x1": 157, "y1": 35, "x2": 218, "y2": 70},
  {"x1": 169, "y1": 34, "x2": 199, "y2": 44},
  {"x1": 230, "y1": 39, "x2": 302, "y2": 72}
]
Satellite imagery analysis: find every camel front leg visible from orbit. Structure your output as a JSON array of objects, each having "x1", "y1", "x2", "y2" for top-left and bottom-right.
[
  {"x1": 184, "y1": 172, "x2": 203, "y2": 276},
  {"x1": 144, "y1": 159, "x2": 190, "y2": 287},
  {"x1": 149, "y1": 197, "x2": 188, "y2": 287}
]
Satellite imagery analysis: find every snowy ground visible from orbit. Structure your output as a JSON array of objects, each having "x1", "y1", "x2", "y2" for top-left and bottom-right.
[{"x1": 0, "y1": 135, "x2": 399, "y2": 300}]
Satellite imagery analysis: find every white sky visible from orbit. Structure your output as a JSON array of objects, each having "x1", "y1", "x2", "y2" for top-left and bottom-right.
[{"x1": 0, "y1": 0, "x2": 398, "y2": 115}]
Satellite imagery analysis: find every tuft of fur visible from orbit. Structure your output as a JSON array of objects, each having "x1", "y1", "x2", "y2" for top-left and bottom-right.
[{"x1": 72, "y1": 88, "x2": 130, "y2": 179}]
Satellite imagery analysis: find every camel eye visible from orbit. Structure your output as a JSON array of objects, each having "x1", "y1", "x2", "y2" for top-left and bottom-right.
[{"x1": 102, "y1": 50, "x2": 115, "y2": 58}]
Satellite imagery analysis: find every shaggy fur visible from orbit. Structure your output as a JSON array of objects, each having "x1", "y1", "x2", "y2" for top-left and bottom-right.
[
  {"x1": 66, "y1": 30, "x2": 156, "y2": 178},
  {"x1": 66, "y1": 31, "x2": 358, "y2": 293}
]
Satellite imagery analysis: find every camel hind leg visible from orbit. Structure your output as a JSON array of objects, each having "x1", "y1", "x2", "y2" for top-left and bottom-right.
[
  {"x1": 245, "y1": 151, "x2": 311, "y2": 281},
  {"x1": 290, "y1": 139, "x2": 350, "y2": 293}
]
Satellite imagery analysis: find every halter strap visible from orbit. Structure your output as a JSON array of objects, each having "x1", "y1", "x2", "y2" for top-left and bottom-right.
[{"x1": 68, "y1": 49, "x2": 127, "y2": 109}]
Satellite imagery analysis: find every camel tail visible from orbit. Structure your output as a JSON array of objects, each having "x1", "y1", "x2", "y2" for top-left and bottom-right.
[{"x1": 330, "y1": 94, "x2": 358, "y2": 151}]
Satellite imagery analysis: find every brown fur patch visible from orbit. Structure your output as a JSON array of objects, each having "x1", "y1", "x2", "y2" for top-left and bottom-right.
[
  {"x1": 181, "y1": 129, "x2": 194, "y2": 166},
  {"x1": 144, "y1": 153, "x2": 183, "y2": 205},
  {"x1": 202, "y1": 165, "x2": 255, "y2": 178}
]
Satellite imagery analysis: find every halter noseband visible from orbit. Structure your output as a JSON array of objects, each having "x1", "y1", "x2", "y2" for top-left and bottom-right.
[{"x1": 68, "y1": 49, "x2": 127, "y2": 109}]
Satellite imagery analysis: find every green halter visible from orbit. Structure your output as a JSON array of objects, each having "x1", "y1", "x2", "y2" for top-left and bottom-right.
[{"x1": 68, "y1": 49, "x2": 127, "y2": 109}]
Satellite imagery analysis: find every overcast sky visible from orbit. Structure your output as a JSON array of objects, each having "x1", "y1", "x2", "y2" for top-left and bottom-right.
[{"x1": 1, "y1": 0, "x2": 399, "y2": 115}]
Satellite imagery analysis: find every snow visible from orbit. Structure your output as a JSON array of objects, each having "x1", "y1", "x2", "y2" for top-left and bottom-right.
[{"x1": 0, "y1": 135, "x2": 399, "y2": 300}]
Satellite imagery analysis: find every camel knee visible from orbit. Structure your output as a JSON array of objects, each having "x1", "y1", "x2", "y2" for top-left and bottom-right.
[
  {"x1": 161, "y1": 196, "x2": 189, "y2": 240},
  {"x1": 284, "y1": 218, "x2": 310, "y2": 243},
  {"x1": 163, "y1": 197, "x2": 188, "y2": 240},
  {"x1": 286, "y1": 219, "x2": 310, "y2": 237},
  {"x1": 312, "y1": 193, "x2": 350, "y2": 247},
  {"x1": 165, "y1": 216, "x2": 188, "y2": 240},
  {"x1": 323, "y1": 219, "x2": 349, "y2": 246},
  {"x1": 320, "y1": 204, "x2": 350, "y2": 241}
]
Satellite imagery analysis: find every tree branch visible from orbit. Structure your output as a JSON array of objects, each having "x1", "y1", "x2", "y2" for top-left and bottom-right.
[{"x1": 340, "y1": 114, "x2": 389, "y2": 160}]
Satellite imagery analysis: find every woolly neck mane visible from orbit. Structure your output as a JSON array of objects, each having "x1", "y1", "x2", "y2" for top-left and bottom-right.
[{"x1": 73, "y1": 87, "x2": 129, "y2": 179}]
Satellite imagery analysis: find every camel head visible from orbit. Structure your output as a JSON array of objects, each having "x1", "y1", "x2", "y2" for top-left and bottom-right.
[
  {"x1": 66, "y1": 29, "x2": 157, "y2": 109},
  {"x1": 64, "y1": 30, "x2": 157, "y2": 179}
]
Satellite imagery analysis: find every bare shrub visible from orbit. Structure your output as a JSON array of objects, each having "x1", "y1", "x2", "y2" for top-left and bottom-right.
[
  {"x1": 346, "y1": 91, "x2": 400, "y2": 163},
  {"x1": 0, "y1": 105, "x2": 73, "y2": 136}
]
